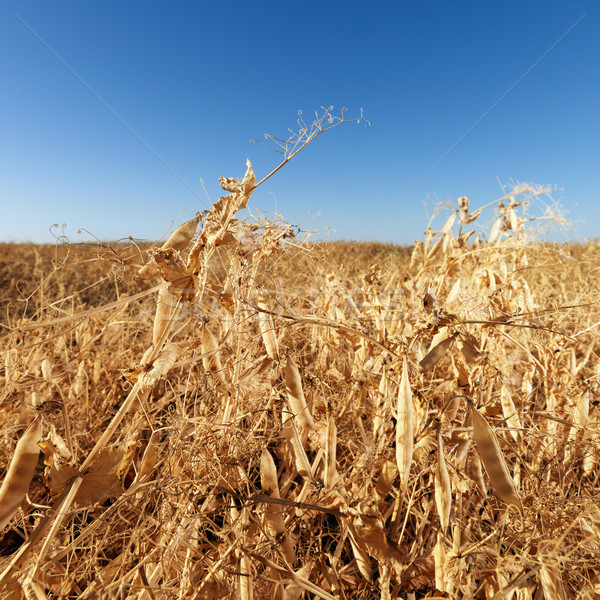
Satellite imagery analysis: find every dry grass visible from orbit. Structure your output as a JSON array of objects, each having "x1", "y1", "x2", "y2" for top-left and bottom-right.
[{"x1": 2, "y1": 160, "x2": 600, "y2": 599}]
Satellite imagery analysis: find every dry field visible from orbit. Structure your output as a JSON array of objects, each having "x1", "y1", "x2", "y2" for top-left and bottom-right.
[{"x1": 2, "y1": 165, "x2": 600, "y2": 599}]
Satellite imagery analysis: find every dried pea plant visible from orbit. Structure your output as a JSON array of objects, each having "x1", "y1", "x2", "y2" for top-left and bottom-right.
[{"x1": 2, "y1": 110, "x2": 600, "y2": 599}]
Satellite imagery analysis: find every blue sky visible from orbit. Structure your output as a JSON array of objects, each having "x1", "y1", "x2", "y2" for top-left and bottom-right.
[{"x1": 1, "y1": 1, "x2": 598, "y2": 244}]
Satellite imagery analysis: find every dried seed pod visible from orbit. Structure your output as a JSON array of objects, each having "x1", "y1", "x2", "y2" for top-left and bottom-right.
[
  {"x1": 419, "y1": 331, "x2": 457, "y2": 373},
  {"x1": 396, "y1": 356, "x2": 414, "y2": 488},
  {"x1": 165, "y1": 215, "x2": 201, "y2": 251},
  {"x1": 569, "y1": 390, "x2": 589, "y2": 441},
  {"x1": 135, "y1": 431, "x2": 163, "y2": 484},
  {"x1": 285, "y1": 356, "x2": 316, "y2": 433},
  {"x1": 471, "y1": 404, "x2": 523, "y2": 514},
  {"x1": 539, "y1": 563, "x2": 566, "y2": 600},
  {"x1": 434, "y1": 531, "x2": 446, "y2": 592},
  {"x1": 152, "y1": 287, "x2": 181, "y2": 349},
  {"x1": 41, "y1": 358, "x2": 53, "y2": 381},
  {"x1": 281, "y1": 411, "x2": 312, "y2": 480},
  {"x1": 324, "y1": 412, "x2": 337, "y2": 490},
  {"x1": 375, "y1": 460, "x2": 397, "y2": 500},
  {"x1": 0, "y1": 416, "x2": 43, "y2": 531},
  {"x1": 500, "y1": 384, "x2": 522, "y2": 443},
  {"x1": 138, "y1": 342, "x2": 187, "y2": 391},
  {"x1": 238, "y1": 554, "x2": 252, "y2": 600},
  {"x1": 425, "y1": 236, "x2": 443, "y2": 262},
  {"x1": 202, "y1": 327, "x2": 224, "y2": 388},
  {"x1": 260, "y1": 450, "x2": 297, "y2": 565},
  {"x1": 488, "y1": 216, "x2": 504, "y2": 244},
  {"x1": 435, "y1": 432, "x2": 452, "y2": 531},
  {"x1": 257, "y1": 296, "x2": 279, "y2": 361}
]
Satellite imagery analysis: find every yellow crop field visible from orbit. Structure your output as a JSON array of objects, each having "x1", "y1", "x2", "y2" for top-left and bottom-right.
[{"x1": 2, "y1": 162, "x2": 600, "y2": 598}]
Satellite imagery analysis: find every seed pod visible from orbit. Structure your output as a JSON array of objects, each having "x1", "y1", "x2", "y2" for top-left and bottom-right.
[
  {"x1": 260, "y1": 450, "x2": 297, "y2": 564},
  {"x1": 500, "y1": 384, "x2": 522, "y2": 443},
  {"x1": 569, "y1": 390, "x2": 589, "y2": 441},
  {"x1": 202, "y1": 327, "x2": 224, "y2": 388},
  {"x1": 425, "y1": 236, "x2": 443, "y2": 262},
  {"x1": 285, "y1": 356, "x2": 316, "y2": 434},
  {"x1": 434, "y1": 531, "x2": 446, "y2": 592},
  {"x1": 139, "y1": 342, "x2": 187, "y2": 391},
  {"x1": 324, "y1": 412, "x2": 337, "y2": 490},
  {"x1": 440, "y1": 211, "x2": 457, "y2": 236},
  {"x1": 471, "y1": 404, "x2": 523, "y2": 514},
  {"x1": 152, "y1": 287, "x2": 181, "y2": 349},
  {"x1": 396, "y1": 356, "x2": 414, "y2": 488},
  {"x1": 281, "y1": 411, "x2": 312, "y2": 480},
  {"x1": 435, "y1": 432, "x2": 452, "y2": 531},
  {"x1": 257, "y1": 296, "x2": 279, "y2": 361},
  {"x1": 41, "y1": 358, "x2": 53, "y2": 381},
  {"x1": 539, "y1": 563, "x2": 566, "y2": 600},
  {"x1": 238, "y1": 553, "x2": 252, "y2": 600},
  {"x1": 135, "y1": 431, "x2": 163, "y2": 484},
  {"x1": 165, "y1": 215, "x2": 201, "y2": 251},
  {"x1": 419, "y1": 331, "x2": 457, "y2": 373},
  {"x1": 0, "y1": 416, "x2": 43, "y2": 531},
  {"x1": 488, "y1": 216, "x2": 504, "y2": 244}
]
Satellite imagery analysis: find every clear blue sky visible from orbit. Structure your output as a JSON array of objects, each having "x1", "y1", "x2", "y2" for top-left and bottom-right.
[{"x1": 1, "y1": 1, "x2": 598, "y2": 244}]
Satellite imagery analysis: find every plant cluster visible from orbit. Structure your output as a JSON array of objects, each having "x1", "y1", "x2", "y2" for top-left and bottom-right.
[{"x1": 1, "y1": 112, "x2": 600, "y2": 599}]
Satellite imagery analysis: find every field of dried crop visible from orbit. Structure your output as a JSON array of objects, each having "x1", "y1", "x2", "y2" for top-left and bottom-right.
[{"x1": 2, "y1": 165, "x2": 600, "y2": 599}]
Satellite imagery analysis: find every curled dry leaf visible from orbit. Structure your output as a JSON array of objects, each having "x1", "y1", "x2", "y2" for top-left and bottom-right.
[
  {"x1": 471, "y1": 404, "x2": 523, "y2": 514},
  {"x1": 347, "y1": 523, "x2": 373, "y2": 582},
  {"x1": 152, "y1": 248, "x2": 197, "y2": 302},
  {"x1": 40, "y1": 428, "x2": 77, "y2": 497},
  {"x1": 375, "y1": 460, "x2": 397, "y2": 500},
  {"x1": 136, "y1": 215, "x2": 200, "y2": 280},
  {"x1": 200, "y1": 160, "x2": 257, "y2": 249},
  {"x1": 457, "y1": 333, "x2": 482, "y2": 365},
  {"x1": 0, "y1": 416, "x2": 42, "y2": 531},
  {"x1": 351, "y1": 507, "x2": 403, "y2": 572}
]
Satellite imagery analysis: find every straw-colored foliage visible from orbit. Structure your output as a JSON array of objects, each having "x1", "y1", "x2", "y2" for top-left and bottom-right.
[{"x1": 2, "y1": 126, "x2": 600, "y2": 598}]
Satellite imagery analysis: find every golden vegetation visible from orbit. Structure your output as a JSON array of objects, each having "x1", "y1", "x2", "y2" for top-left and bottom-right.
[{"x1": 2, "y1": 120, "x2": 600, "y2": 598}]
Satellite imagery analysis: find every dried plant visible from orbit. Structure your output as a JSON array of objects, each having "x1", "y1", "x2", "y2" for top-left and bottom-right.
[{"x1": 1, "y1": 110, "x2": 600, "y2": 599}]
